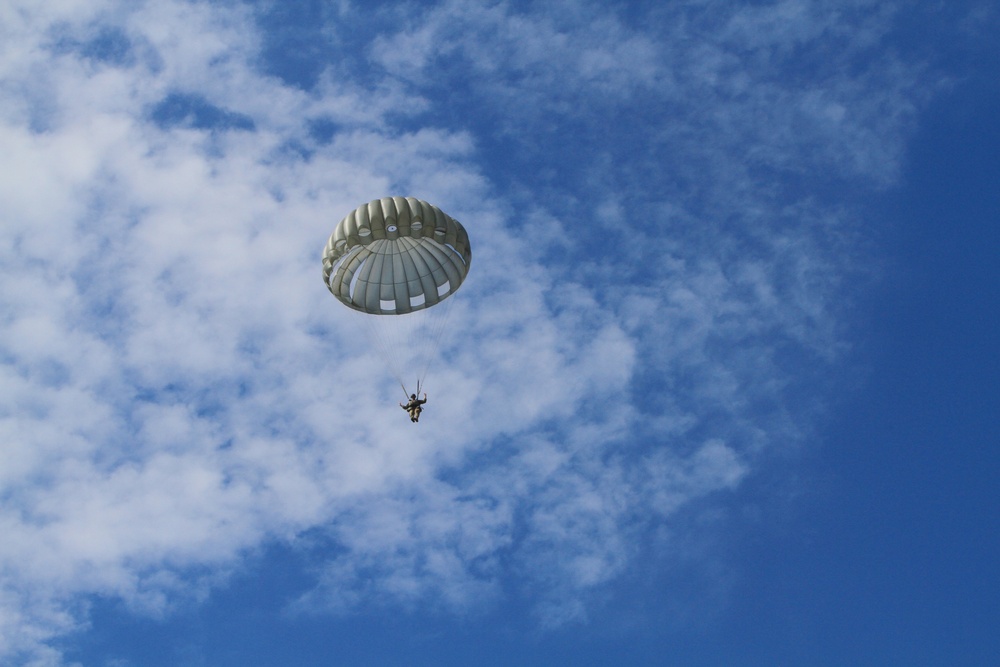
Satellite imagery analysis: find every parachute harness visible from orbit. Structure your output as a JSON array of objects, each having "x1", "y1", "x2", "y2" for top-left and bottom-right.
[{"x1": 400, "y1": 380, "x2": 420, "y2": 401}]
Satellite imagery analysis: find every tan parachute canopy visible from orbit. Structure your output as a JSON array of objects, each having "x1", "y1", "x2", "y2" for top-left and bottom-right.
[{"x1": 322, "y1": 197, "x2": 472, "y2": 315}]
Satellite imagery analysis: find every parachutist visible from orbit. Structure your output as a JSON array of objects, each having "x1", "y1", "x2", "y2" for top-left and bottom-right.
[{"x1": 400, "y1": 393, "x2": 427, "y2": 422}]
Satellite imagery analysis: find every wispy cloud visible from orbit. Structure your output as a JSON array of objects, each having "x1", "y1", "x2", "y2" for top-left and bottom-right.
[{"x1": 0, "y1": 0, "x2": 946, "y2": 662}]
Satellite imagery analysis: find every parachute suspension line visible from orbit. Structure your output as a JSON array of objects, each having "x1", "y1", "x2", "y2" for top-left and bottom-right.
[
  {"x1": 356, "y1": 303, "x2": 450, "y2": 399},
  {"x1": 357, "y1": 309, "x2": 408, "y2": 395},
  {"x1": 413, "y1": 290, "x2": 458, "y2": 392}
]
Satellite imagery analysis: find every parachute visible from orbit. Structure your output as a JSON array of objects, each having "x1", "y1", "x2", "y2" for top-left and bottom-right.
[{"x1": 322, "y1": 197, "x2": 472, "y2": 396}]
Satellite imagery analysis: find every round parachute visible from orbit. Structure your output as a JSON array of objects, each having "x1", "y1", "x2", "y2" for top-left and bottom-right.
[
  {"x1": 322, "y1": 197, "x2": 472, "y2": 315},
  {"x1": 322, "y1": 197, "x2": 472, "y2": 398}
]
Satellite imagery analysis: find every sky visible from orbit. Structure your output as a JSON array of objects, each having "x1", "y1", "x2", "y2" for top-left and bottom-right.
[{"x1": 1, "y1": 0, "x2": 998, "y2": 665}]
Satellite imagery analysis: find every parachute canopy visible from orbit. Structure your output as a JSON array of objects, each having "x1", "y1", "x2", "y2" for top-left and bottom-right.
[{"x1": 322, "y1": 197, "x2": 472, "y2": 315}]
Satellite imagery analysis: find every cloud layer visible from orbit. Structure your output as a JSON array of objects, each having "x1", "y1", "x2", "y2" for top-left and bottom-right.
[{"x1": 0, "y1": 0, "x2": 938, "y2": 662}]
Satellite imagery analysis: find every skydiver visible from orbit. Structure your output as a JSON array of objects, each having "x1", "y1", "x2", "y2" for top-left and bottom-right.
[{"x1": 400, "y1": 393, "x2": 427, "y2": 423}]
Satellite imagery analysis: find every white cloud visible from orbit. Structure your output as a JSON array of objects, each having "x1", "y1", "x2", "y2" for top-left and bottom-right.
[{"x1": 0, "y1": 0, "x2": 942, "y2": 662}]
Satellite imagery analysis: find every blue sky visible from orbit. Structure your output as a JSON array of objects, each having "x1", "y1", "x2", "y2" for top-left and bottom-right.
[{"x1": 1, "y1": 1, "x2": 998, "y2": 665}]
